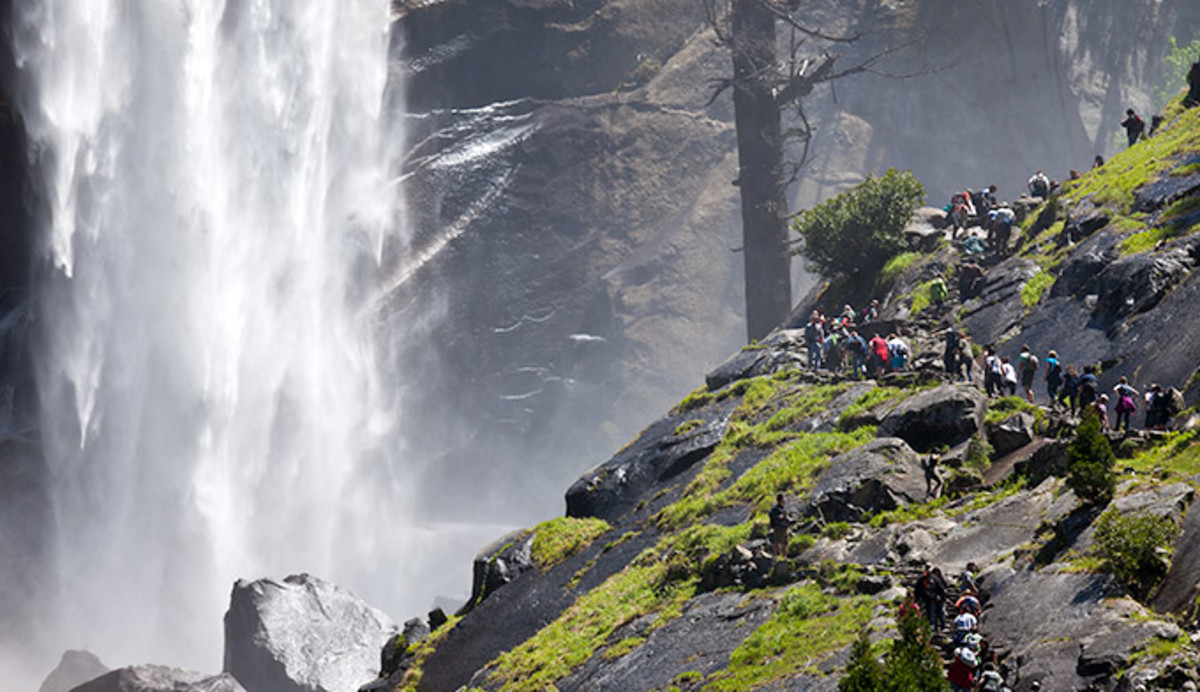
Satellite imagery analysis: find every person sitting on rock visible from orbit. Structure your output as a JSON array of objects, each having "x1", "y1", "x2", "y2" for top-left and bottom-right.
[
  {"x1": 1121, "y1": 108, "x2": 1146, "y2": 147},
  {"x1": 1112, "y1": 376, "x2": 1140, "y2": 431},
  {"x1": 1027, "y1": 170, "x2": 1050, "y2": 198},
  {"x1": 768, "y1": 493, "x2": 790, "y2": 557},
  {"x1": 1093, "y1": 154, "x2": 1105, "y2": 168}
]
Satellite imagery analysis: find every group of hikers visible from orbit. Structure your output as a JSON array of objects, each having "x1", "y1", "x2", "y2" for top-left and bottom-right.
[
  {"x1": 803, "y1": 306, "x2": 910, "y2": 379},
  {"x1": 945, "y1": 184, "x2": 1018, "y2": 254},
  {"x1": 956, "y1": 340, "x2": 1182, "y2": 432},
  {"x1": 910, "y1": 563, "x2": 1021, "y2": 692}
]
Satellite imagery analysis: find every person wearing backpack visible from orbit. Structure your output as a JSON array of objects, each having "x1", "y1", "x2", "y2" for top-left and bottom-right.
[
  {"x1": 1018, "y1": 345, "x2": 1039, "y2": 403},
  {"x1": 1121, "y1": 108, "x2": 1146, "y2": 147},
  {"x1": 1112, "y1": 376, "x2": 1140, "y2": 431},
  {"x1": 804, "y1": 311, "x2": 825, "y2": 370},
  {"x1": 978, "y1": 662, "x2": 1006, "y2": 692},
  {"x1": 943, "y1": 328, "x2": 961, "y2": 376},
  {"x1": 887, "y1": 333, "x2": 909, "y2": 371},
  {"x1": 1059, "y1": 364, "x2": 1081, "y2": 414},
  {"x1": 1045, "y1": 349, "x2": 1063, "y2": 404},
  {"x1": 1001, "y1": 357, "x2": 1018, "y2": 397},
  {"x1": 1078, "y1": 367, "x2": 1099, "y2": 411},
  {"x1": 983, "y1": 346, "x2": 1002, "y2": 398},
  {"x1": 930, "y1": 276, "x2": 949, "y2": 309},
  {"x1": 1027, "y1": 170, "x2": 1050, "y2": 199},
  {"x1": 990, "y1": 203, "x2": 1016, "y2": 253}
]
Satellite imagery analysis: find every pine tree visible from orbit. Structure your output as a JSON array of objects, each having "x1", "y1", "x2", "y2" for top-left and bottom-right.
[
  {"x1": 1066, "y1": 410, "x2": 1116, "y2": 505},
  {"x1": 838, "y1": 631, "x2": 884, "y2": 692}
]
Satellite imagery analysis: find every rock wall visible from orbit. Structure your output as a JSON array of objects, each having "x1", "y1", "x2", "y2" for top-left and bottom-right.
[{"x1": 389, "y1": 0, "x2": 1200, "y2": 524}]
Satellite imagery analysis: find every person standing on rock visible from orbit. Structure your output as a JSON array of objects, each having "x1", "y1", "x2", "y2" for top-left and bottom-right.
[
  {"x1": 982, "y1": 346, "x2": 1002, "y2": 398},
  {"x1": 990, "y1": 202, "x2": 1015, "y2": 253},
  {"x1": 1001, "y1": 357, "x2": 1018, "y2": 397},
  {"x1": 1059, "y1": 364, "x2": 1081, "y2": 414},
  {"x1": 1097, "y1": 394, "x2": 1112, "y2": 430},
  {"x1": 887, "y1": 332, "x2": 909, "y2": 371},
  {"x1": 924, "y1": 452, "x2": 943, "y2": 499},
  {"x1": 947, "y1": 646, "x2": 977, "y2": 692},
  {"x1": 1112, "y1": 376, "x2": 1140, "y2": 431},
  {"x1": 769, "y1": 493, "x2": 790, "y2": 557},
  {"x1": 869, "y1": 332, "x2": 890, "y2": 378},
  {"x1": 1078, "y1": 366, "x2": 1099, "y2": 412},
  {"x1": 1121, "y1": 108, "x2": 1146, "y2": 147},
  {"x1": 943, "y1": 328, "x2": 961, "y2": 378},
  {"x1": 930, "y1": 276, "x2": 949, "y2": 311},
  {"x1": 1045, "y1": 350, "x2": 1063, "y2": 405},
  {"x1": 1018, "y1": 345, "x2": 1039, "y2": 403},
  {"x1": 804, "y1": 311, "x2": 825, "y2": 370},
  {"x1": 957, "y1": 333, "x2": 974, "y2": 383}
]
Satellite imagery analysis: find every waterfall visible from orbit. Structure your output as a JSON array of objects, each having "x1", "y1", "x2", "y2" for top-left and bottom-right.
[{"x1": 8, "y1": 0, "x2": 442, "y2": 676}]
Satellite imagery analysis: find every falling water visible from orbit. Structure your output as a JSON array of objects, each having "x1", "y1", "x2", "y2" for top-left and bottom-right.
[{"x1": 7, "y1": 0, "x2": 452, "y2": 678}]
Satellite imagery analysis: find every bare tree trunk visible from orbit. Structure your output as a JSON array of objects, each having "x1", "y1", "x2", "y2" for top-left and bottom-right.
[{"x1": 731, "y1": 0, "x2": 791, "y2": 342}]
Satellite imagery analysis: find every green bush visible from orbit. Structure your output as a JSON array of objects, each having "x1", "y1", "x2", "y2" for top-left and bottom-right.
[
  {"x1": 1094, "y1": 508, "x2": 1180, "y2": 598},
  {"x1": 1066, "y1": 411, "x2": 1116, "y2": 505},
  {"x1": 838, "y1": 609, "x2": 948, "y2": 692},
  {"x1": 792, "y1": 168, "x2": 926, "y2": 280}
]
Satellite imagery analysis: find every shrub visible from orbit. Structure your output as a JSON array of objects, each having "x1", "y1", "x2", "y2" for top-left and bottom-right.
[
  {"x1": 839, "y1": 609, "x2": 948, "y2": 692},
  {"x1": 792, "y1": 168, "x2": 925, "y2": 280},
  {"x1": 1094, "y1": 508, "x2": 1180, "y2": 598},
  {"x1": 1066, "y1": 411, "x2": 1116, "y2": 505}
]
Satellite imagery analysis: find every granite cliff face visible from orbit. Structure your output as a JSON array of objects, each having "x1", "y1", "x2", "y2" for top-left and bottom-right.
[{"x1": 389, "y1": 0, "x2": 1200, "y2": 525}]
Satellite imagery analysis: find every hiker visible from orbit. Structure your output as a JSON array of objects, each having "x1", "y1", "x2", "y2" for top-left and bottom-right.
[
  {"x1": 898, "y1": 592, "x2": 921, "y2": 619},
  {"x1": 1113, "y1": 376, "x2": 1140, "y2": 431},
  {"x1": 1027, "y1": 170, "x2": 1050, "y2": 199},
  {"x1": 1097, "y1": 394, "x2": 1111, "y2": 430},
  {"x1": 957, "y1": 332, "x2": 974, "y2": 383},
  {"x1": 1001, "y1": 357, "x2": 1018, "y2": 397},
  {"x1": 943, "y1": 328, "x2": 962, "y2": 377},
  {"x1": 861, "y1": 299, "x2": 879, "y2": 324},
  {"x1": 804, "y1": 312, "x2": 825, "y2": 369},
  {"x1": 1122, "y1": 108, "x2": 1146, "y2": 147},
  {"x1": 947, "y1": 646, "x2": 977, "y2": 692},
  {"x1": 1018, "y1": 345, "x2": 1039, "y2": 404},
  {"x1": 769, "y1": 493, "x2": 790, "y2": 557},
  {"x1": 1045, "y1": 349, "x2": 1063, "y2": 404},
  {"x1": 846, "y1": 330, "x2": 869, "y2": 379},
  {"x1": 978, "y1": 638, "x2": 999, "y2": 669},
  {"x1": 952, "y1": 604, "x2": 978, "y2": 646},
  {"x1": 955, "y1": 589, "x2": 982, "y2": 617},
  {"x1": 978, "y1": 662, "x2": 1006, "y2": 692},
  {"x1": 989, "y1": 202, "x2": 1015, "y2": 253},
  {"x1": 949, "y1": 191, "x2": 975, "y2": 237},
  {"x1": 914, "y1": 565, "x2": 940, "y2": 630},
  {"x1": 930, "y1": 276, "x2": 949, "y2": 309},
  {"x1": 929, "y1": 567, "x2": 948, "y2": 630},
  {"x1": 958, "y1": 562, "x2": 979, "y2": 593},
  {"x1": 983, "y1": 346, "x2": 1003, "y2": 398},
  {"x1": 1146, "y1": 383, "x2": 1174, "y2": 430},
  {"x1": 924, "y1": 452, "x2": 943, "y2": 499},
  {"x1": 1094, "y1": 154, "x2": 1105, "y2": 168},
  {"x1": 1059, "y1": 364, "x2": 1081, "y2": 414},
  {"x1": 869, "y1": 332, "x2": 890, "y2": 378},
  {"x1": 1078, "y1": 366, "x2": 1099, "y2": 412},
  {"x1": 958, "y1": 261, "x2": 985, "y2": 300},
  {"x1": 839, "y1": 304, "x2": 857, "y2": 327},
  {"x1": 887, "y1": 333, "x2": 909, "y2": 371}
]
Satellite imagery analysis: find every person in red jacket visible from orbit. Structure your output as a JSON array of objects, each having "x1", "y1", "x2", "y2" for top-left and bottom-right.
[
  {"x1": 947, "y1": 647, "x2": 977, "y2": 691},
  {"x1": 868, "y1": 333, "x2": 890, "y2": 378}
]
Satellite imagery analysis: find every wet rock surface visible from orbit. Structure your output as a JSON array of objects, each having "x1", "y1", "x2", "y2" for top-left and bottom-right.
[
  {"x1": 72, "y1": 667, "x2": 245, "y2": 692},
  {"x1": 223, "y1": 574, "x2": 395, "y2": 692},
  {"x1": 878, "y1": 384, "x2": 986, "y2": 453},
  {"x1": 38, "y1": 650, "x2": 109, "y2": 692},
  {"x1": 806, "y1": 438, "x2": 925, "y2": 522}
]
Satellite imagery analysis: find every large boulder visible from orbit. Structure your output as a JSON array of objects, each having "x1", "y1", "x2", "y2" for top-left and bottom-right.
[
  {"x1": 1090, "y1": 249, "x2": 1193, "y2": 328},
  {"x1": 988, "y1": 412, "x2": 1036, "y2": 457},
  {"x1": 468, "y1": 529, "x2": 536, "y2": 607},
  {"x1": 39, "y1": 650, "x2": 108, "y2": 692},
  {"x1": 705, "y1": 329, "x2": 805, "y2": 390},
  {"x1": 878, "y1": 384, "x2": 986, "y2": 453},
  {"x1": 224, "y1": 574, "x2": 396, "y2": 692},
  {"x1": 72, "y1": 667, "x2": 243, "y2": 692},
  {"x1": 806, "y1": 438, "x2": 926, "y2": 523},
  {"x1": 566, "y1": 404, "x2": 732, "y2": 524}
]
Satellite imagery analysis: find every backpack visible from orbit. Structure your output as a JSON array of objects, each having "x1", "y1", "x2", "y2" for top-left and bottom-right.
[
  {"x1": 1079, "y1": 374, "x2": 1098, "y2": 403},
  {"x1": 980, "y1": 671, "x2": 1004, "y2": 692},
  {"x1": 1166, "y1": 388, "x2": 1185, "y2": 417},
  {"x1": 1020, "y1": 353, "x2": 1038, "y2": 374}
]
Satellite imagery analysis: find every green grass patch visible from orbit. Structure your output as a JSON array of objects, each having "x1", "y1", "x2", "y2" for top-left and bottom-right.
[
  {"x1": 1060, "y1": 100, "x2": 1200, "y2": 211},
  {"x1": 603, "y1": 635, "x2": 645, "y2": 660},
  {"x1": 875, "y1": 251, "x2": 923, "y2": 288},
  {"x1": 1129, "y1": 633, "x2": 1190, "y2": 666},
  {"x1": 1170, "y1": 162, "x2": 1200, "y2": 177},
  {"x1": 674, "y1": 419, "x2": 705, "y2": 437},
  {"x1": 395, "y1": 615, "x2": 463, "y2": 691},
  {"x1": 675, "y1": 386, "x2": 716, "y2": 413},
  {"x1": 907, "y1": 278, "x2": 940, "y2": 315},
  {"x1": 985, "y1": 396, "x2": 1046, "y2": 426},
  {"x1": 1021, "y1": 270, "x2": 1055, "y2": 309},
  {"x1": 763, "y1": 384, "x2": 851, "y2": 433},
  {"x1": 1124, "y1": 430, "x2": 1200, "y2": 480},
  {"x1": 485, "y1": 523, "x2": 752, "y2": 691},
  {"x1": 655, "y1": 427, "x2": 875, "y2": 530},
  {"x1": 867, "y1": 495, "x2": 949, "y2": 528},
  {"x1": 1120, "y1": 227, "x2": 1171, "y2": 254},
  {"x1": 701, "y1": 583, "x2": 873, "y2": 690},
  {"x1": 531, "y1": 517, "x2": 613, "y2": 570},
  {"x1": 838, "y1": 385, "x2": 911, "y2": 428}
]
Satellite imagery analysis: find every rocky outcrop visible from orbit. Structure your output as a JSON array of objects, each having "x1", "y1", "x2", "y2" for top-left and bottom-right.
[
  {"x1": 806, "y1": 438, "x2": 925, "y2": 523},
  {"x1": 878, "y1": 384, "x2": 986, "y2": 453},
  {"x1": 705, "y1": 330, "x2": 807, "y2": 391},
  {"x1": 469, "y1": 530, "x2": 537, "y2": 608},
  {"x1": 72, "y1": 667, "x2": 244, "y2": 692},
  {"x1": 38, "y1": 650, "x2": 108, "y2": 692},
  {"x1": 223, "y1": 574, "x2": 395, "y2": 692}
]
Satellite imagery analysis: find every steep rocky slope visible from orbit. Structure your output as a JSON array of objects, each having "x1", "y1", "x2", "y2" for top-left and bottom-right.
[
  {"x1": 357, "y1": 96, "x2": 1200, "y2": 692},
  {"x1": 389, "y1": 0, "x2": 1200, "y2": 525}
]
